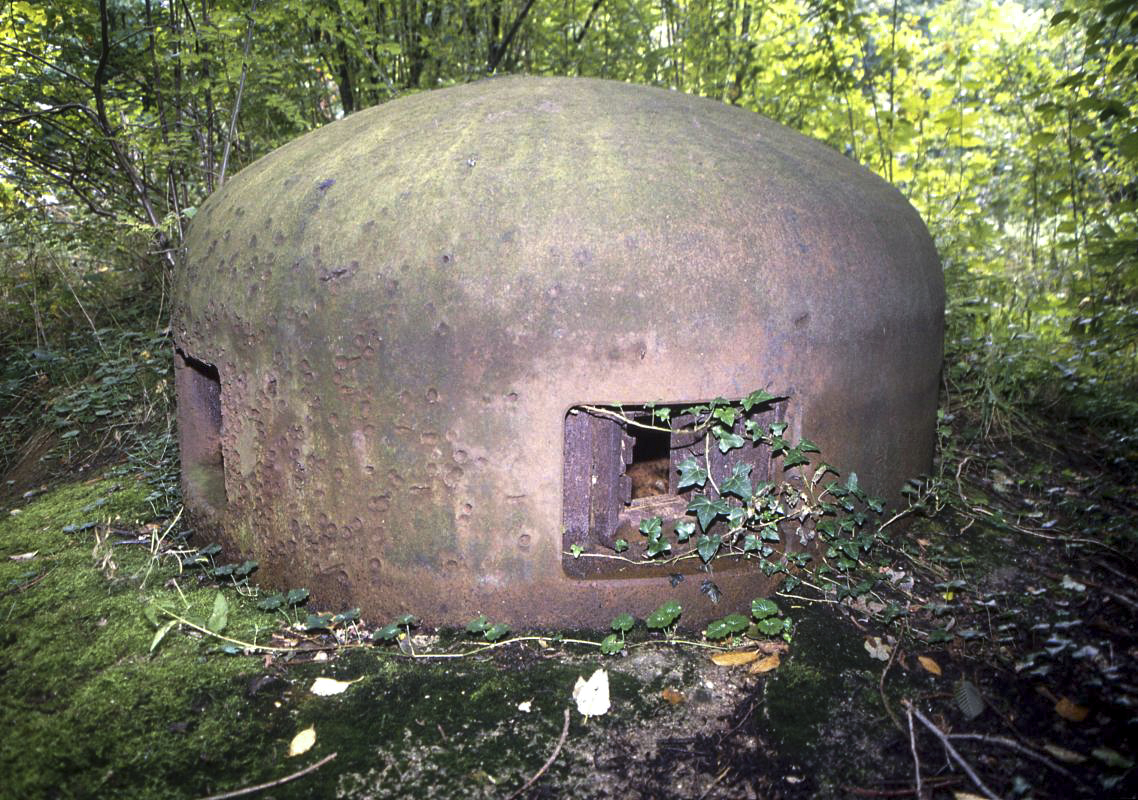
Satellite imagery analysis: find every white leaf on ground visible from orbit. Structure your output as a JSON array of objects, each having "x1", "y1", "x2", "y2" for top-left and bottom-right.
[
  {"x1": 572, "y1": 668, "x2": 610, "y2": 717},
  {"x1": 9, "y1": 551, "x2": 38, "y2": 561},
  {"x1": 517, "y1": 700, "x2": 532, "y2": 712},
  {"x1": 1061, "y1": 574, "x2": 1086, "y2": 592},
  {"x1": 864, "y1": 636, "x2": 892, "y2": 661},
  {"x1": 288, "y1": 726, "x2": 316, "y2": 757},
  {"x1": 309, "y1": 676, "x2": 358, "y2": 696}
]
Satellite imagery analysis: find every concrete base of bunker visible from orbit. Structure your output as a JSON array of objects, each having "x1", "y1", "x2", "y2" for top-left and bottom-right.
[{"x1": 172, "y1": 76, "x2": 943, "y2": 629}]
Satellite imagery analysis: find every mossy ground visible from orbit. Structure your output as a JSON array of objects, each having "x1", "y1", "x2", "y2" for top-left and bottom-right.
[{"x1": 2, "y1": 428, "x2": 1136, "y2": 799}]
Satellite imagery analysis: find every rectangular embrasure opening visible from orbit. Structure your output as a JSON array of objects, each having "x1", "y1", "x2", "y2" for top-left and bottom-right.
[
  {"x1": 174, "y1": 349, "x2": 227, "y2": 509},
  {"x1": 562, "y1": 398, "x2": 786, "y2": 578}
]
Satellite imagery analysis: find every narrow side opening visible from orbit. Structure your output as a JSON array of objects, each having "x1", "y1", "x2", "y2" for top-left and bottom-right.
[{"x1": 174, "y1": 348, "x2": 227, "y2": 510}]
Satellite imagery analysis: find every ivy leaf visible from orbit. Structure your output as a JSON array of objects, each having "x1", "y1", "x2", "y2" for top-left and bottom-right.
[
  {"x1": 639, "y1": 516, "x2": 662, "y2": 538},
  {"x1": 714, "y1": 427, "x2": 745, "y2": 453},
  {"x1": 741, "y1": 389, "x2": 776, "y2": 411},
  {"x1": 769, "y1": 421, "x2": 788, "y2": 437},
  {"x1": 688, "y1": 495, "x2": 729, "y2": 530},
  {"x1": 677, "y1": 457, "x2": 708, "y2": 489},
  {"x1": 712, "y1": 406, "x2": 737, "y2": 427},
  {"x1": 811, "y1": 462, "x2": 836, "y2": 486},
  {"x1": 696, "y1": 534, "x2": 722, "y2": 563},
  {"x1": 743, "y1": 533, "x2": 761, "y2": 552},
  {"x1": 675, "y1": 520, "x2": 696, "y2": 541},
  {"x1": 721, "y1": 462, "x2": 753, "y2": 499},
  {"x1": 744, "y1": 419, "x2": 764, "y2": 442},
  {"x1": 797, "y1": 438, "x2": 820, "y2": 453},
  {"x1": 645, "y1": 536, "x2": 671, "y2": 558},
  {"x1": 782, "y1": 447, "x2": 810, "y2": 468},
  {"x1": 653, "y1": 407, "x2": 672, "y2": 423},
  {"x1": 726, "y1": 506, "x2": 746, "y2": 528},
  {"x1": 613, "y1": 538, "x2": 629, "y2": 553}
]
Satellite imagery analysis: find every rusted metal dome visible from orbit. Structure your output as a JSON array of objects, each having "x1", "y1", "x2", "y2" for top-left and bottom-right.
[{"x1": 172, "y1": 76, "x2": 943, "y2": 628}]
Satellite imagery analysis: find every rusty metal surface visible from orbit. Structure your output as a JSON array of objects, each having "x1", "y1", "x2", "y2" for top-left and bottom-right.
[{"x1": 171, "y1": 76, "x2": 944, "y2": 629}]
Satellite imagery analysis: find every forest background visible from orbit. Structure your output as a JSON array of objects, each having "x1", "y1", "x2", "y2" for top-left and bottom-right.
[{"x1": 0, "y1": 0, "x2": 1135, "y2": 501}]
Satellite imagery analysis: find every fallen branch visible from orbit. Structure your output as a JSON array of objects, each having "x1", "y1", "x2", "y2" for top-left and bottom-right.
[
  {"x1": 947, "y1": 733, "x2": 1085, "y2": 786},
  {"x1": 878, "y1": 623, "x2": 904, "y2": 732},
  {"x1": 196, "y1": 751, "x2": 337, "y2": 800},
  {"x1": 840, "y1": 777, "x2": 959, "y2": 797},
  {"x1": 902, "y1": 700, "x2": 1000, "y2": 800},
  {"x1": 907, "y1": 705, "x2": 923, "y2": 800},
  {"x1": 505, "y1": 707, "x2": 570, "y2": 800}
]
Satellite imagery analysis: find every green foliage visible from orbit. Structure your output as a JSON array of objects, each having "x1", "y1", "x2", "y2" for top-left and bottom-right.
[
  {"x1": 645, "y1": 600, "x2": 682, "y2": 631},
  {"x1": 466, "y1": 615, "x2": 510, "y2": 642},
  {"x1": 610, "y1": 613, "x2": 636, "y2": 633},
  {"x1": 705, "y1": 613, "x2": 749, "y2": 641}
]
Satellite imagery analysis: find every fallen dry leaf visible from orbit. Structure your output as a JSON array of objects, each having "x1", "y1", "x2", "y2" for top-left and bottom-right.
[
  {"x1": 288, "y1": 726, "x2": 316, "y2": 757},
  {"x1": 917, "y1": 655, "x2": 942, "y2": 676},
  {"x1": 9, "y1": 551, "x2": 38, "y2": 561},
  {"x1": 660, "y1": 688, "x2": 686, "y2": 705},
  {"x1": 572, "y1": 668, "x2": 610, "y2": 717},
  {"x1": 864, "y1": 636, "x2": 892, "y2": 661},
  {"x1": 748, "y1": 652, "x2": 781, "y2": 674},
  {"x1": 711, "y1": 650, "x2": 758, "y2": 667},
  {"x1": 1054, "y1": 697, "x2": 1089, "y2": 722},
  {"x1": 309, "y1": 676, "x2": 359, "y2": 696},
  {"x1": 754, "y1": 640, "x2": 789, "y2": 655}
]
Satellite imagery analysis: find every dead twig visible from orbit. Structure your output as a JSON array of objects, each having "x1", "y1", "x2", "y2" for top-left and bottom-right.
[
  {"x1": 696, "y1": 766, "x2": 731, "y2": 800},
  {"x1": 840, "y1": 777, "x2": 960, "y2": 797},
  {"x1": 947, "y1": 733, "x2": 1085, "y2": 786},
  {"x1": 195, "y1": 751, "x2": 337, "y2": 800},
  {"x1": 879, "y1": 622, "x2": 905, "y2": 732},
  {"x1": 907, "y1": 705, "x2": 923, "y2": 800},
  {"x1": 505, "y1": 707, "x2": 570, "y2": 800},
  {"x1": 902, "y1": 700, "x2": 1000, "y2": 800},
  {"x1": 1, "y1": 569, "x2": 54, "y2": 597}
]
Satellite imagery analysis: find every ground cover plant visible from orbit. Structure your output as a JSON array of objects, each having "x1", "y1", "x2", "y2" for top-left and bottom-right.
[{"x1": 2, "y1": 0, "x2": 1136, "y2": 797}]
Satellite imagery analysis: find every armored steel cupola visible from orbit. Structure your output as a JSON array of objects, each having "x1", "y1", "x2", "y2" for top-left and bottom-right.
[{"x1": 172, "y1": 76, "x2": 944, "y2": 628}]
